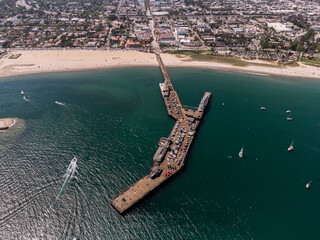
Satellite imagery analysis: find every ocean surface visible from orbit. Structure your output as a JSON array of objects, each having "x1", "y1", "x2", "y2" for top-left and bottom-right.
[{"x1": 0, "y1": 67, "x2": 319, "y2": 239}]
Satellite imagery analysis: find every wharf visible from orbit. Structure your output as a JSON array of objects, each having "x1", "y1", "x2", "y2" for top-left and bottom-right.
[{"x1": 110, "y1": 54, "x2": 211, "y2": 214}]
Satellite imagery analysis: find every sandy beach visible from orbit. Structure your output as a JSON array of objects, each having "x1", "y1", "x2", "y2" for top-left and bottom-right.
[{"x1": 0, "y1": 49, "x2": 319, "y2": 79}]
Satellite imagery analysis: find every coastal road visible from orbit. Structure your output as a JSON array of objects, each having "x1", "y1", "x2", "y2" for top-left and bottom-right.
[
  {"x1": 105, "y1": 27, "x2": 113, "y2": 49},
  {"x1": 116, "y1": 0, "x2": 124, "y2": 14},
  {"x1": 144, "y1": 0, "x2": 160, "y2": 52},
  {"x1": 149, "y1": 19, "x2": 160, "y2": 52},
  {"x1": 187, "y1": 21, "x2": 205, "y2": 48}
]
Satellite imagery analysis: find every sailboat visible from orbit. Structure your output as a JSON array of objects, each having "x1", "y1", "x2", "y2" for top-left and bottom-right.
[
  {"x1": 20, "y1": 90, "x2": 25, "y2": 95},
  {"x1": 306, "y1": 181, "x2": 311, "y2": 189},
  {"x1": 288, "y1": 141, "x2": 294, "y2": 152},
  {"x1": 239, "y1": 146, "x2": 244, "y2": 158}
]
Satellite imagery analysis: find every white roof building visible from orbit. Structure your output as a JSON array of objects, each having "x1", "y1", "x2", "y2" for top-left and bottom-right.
[{"x1": 267, "y1": 22, "x2": 292, "y2": 32}]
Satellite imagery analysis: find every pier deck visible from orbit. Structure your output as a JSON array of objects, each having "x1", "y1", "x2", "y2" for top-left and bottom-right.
[{"x1": 110, "y1": 54, "x2": 211, "y2": 214}]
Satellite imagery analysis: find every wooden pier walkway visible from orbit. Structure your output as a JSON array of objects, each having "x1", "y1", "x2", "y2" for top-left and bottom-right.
[{"x1": 110, "y1": 54, "x2": 211, "y2": 214}]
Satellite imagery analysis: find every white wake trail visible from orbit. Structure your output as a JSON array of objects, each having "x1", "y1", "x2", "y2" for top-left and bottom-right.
[
  {"x1": 23, "y1": 95, "x2": 30, "y2": 102},
  {"x1": 45, "y1": 157, "x2": 78, "y2": 214}
]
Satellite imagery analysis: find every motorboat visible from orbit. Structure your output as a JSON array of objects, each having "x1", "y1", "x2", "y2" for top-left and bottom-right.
[
  {"x1": 260, "y1": 107, "x2": 266, "y2": 110},
  {"x1": 306, "y1": 181, "x2": 311, "y2": 189},
  {"x1": 239, "y1": 146, "x2": 244, "y2": 158},
  {"x1": 288, "y1": 141, "x2": 294, "y2": 152},
  {"x1": 20, "y1": 90, "x2": 25, "y2": 95},
  {"x1": 286, "y1": 110, "x2": 291, "y2": 113},
  {"x1": 71, "y1": 156, "x2": 77, "y2": 163}
]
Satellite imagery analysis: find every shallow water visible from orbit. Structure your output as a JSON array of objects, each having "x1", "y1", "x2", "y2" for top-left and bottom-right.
[{"x1": 0, "y1": 67, "x2": 319, "y2": 239}]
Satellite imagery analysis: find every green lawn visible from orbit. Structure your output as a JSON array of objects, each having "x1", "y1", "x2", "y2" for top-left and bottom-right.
[
  {"x1": 300, "y1": 58, "x2": 320, "y2": 67},
  {"x1": 166, "y1": 50, "x2": 280, "y2": 68},
  {"x1": 166, "y1": 50, "x2": 212, "y2": 54}
]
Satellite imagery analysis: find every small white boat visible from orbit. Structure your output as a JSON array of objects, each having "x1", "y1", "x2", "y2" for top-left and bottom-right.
[
  {"x1": 288, "y1": 141, "x2": 294, "y2": 152},
  {"x1": 260, "y1": 107, "x2": 266, "y2": 110},
  {"x1": 71, "y1": 156, "x2": 77, "y2": 163},
  {"x1": 306, "y1": 181, "x2": 311, "y2": 189},
  {"x1": 286, "y1": 110, "x2": 291, "y2": 113},
  {"x1": 239, "y1": 146, "x2": 244, "y2": 158},
  {"x1": 20, "y1": 90, "x2": 24, "y2": 95},
  {"x1": 55, "y1": 101, "x2": 67, "y2": 106},
  {"x1": 287, "y1": 113, "x2": 293, "y2": 121}
]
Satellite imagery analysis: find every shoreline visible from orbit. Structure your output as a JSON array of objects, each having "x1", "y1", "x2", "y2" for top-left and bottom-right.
[
  {"x1": 0, "y1": 49, "x2": 319, "y2": 80},
  {"x1": 0, "y1": 63, "x2": 159, "y2": 80}
]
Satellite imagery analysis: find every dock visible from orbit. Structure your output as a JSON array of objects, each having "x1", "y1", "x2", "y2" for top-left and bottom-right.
[{"x1": 110, "y1": 54, "x2": 211, "y2": 214}]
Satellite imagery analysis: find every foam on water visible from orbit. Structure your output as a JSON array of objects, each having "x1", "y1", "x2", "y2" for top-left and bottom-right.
[
  {"x1": 245, "y1": 72, "x2": 270, "y2": 76},
  {"x1": 8, "y1": 119, "x2": 16, "y2": 128}
]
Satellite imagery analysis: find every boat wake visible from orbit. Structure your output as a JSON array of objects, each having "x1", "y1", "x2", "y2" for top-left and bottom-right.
[
  {"x1": 0, "y1": 176, "x2": 62, "y2": 227},
  {"x1": 44, "y1": 157, "x2": 78, "y2": 215},
  {"x1": 130, "y1": 128, "x2": 139, "y2": 138},
  {"x1": 22, "y1": 95, "x2": 30, "y2": 102},
  {"x1": 55, "y1": 101, "x2": 67, "y2": 107}
]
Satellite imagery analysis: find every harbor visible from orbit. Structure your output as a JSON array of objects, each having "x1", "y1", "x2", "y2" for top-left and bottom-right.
[
  {"x1": 1, "y1": 65, "x2": 320, "y2": 239},
  {"x1": 110, "y1": 55, "x2": 211, "y2": 214}
]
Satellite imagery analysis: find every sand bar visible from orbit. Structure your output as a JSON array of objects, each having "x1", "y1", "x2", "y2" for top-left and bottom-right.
[
  {"x1": 0, "y1": 118, "x2": 16, "y2": 130},
  {"x1": 0, "y1": 50, "x2": 319, "y2": 79}
]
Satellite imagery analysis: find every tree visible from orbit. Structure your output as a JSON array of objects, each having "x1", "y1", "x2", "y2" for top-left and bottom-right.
[
  {"x1": 260, "y1": 38, "x2": 270, "y2": 49},
  {"x1": 287, "y1": 14, "x2": 310, "y2": 29},
  {"x1": 301, "y1": 29, "x2": 315, "y2": 42},
  {"x1": 296, "y1": 43, "x2": 304, "y2": 53},
  {"x1": 185, "y1": 0, "x2": 194, "y2": 6},
  {"x1": 108, "y1": 14, "x2": 117, "y2": 21},
  {"x1": 2, "y1": 41, "x2": 10, "y2": 48}
]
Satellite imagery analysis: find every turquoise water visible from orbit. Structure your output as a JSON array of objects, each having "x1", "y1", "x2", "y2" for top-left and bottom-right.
[{"x1": 0, "y1": 67, "x2": 319, "y2": 239}]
